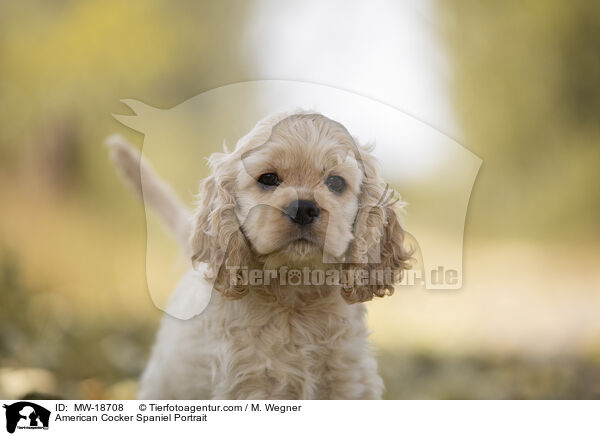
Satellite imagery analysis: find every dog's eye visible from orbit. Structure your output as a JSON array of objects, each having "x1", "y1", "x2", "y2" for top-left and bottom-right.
[
  {"x1": 325, "y1": 175, "x2": 346, "y2": 193},
  {"x1": 257, "y1": 172, "x2": 281, "y2": 187}
]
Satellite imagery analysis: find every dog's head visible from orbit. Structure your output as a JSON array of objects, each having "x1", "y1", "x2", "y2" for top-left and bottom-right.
[{"x1": 191, "y1": 112, "x2": 410, "y2": 303}]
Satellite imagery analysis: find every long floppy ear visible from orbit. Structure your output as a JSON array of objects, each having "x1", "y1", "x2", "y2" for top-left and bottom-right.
[
  {"x1": 190, "y1": 152, "x2": 253, "y2": 299},
  {"x1": 341, "y1": 147, "x2": 411, "y2": 303}
]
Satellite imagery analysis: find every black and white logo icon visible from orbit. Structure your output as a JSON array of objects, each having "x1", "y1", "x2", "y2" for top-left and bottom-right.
[{"x1": 2, "y1": 402, "x2": 50, "y2": 434}]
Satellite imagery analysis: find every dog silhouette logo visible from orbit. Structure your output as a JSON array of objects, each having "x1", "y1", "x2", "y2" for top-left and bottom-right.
[
  {"x1": 112, "y1": 80, "x2": 481, "y2": 318},
  {"x1": 2, "y1": 402, "x2": 50, "y2": 433}
]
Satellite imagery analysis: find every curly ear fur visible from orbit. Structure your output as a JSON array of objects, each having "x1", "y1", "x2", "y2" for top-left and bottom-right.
[
  {"x1": 341, "y1": 147, "x2": 411, "y2": 304},
  {"x1": 190, "y1": 153, "x2": 253, "y2": 299}
]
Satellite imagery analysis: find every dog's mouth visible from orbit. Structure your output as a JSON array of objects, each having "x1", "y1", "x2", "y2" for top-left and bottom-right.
[
  {"x1": 270, "y1": 232, "x2": 320, "y2": 257},
  {"x1": 280, "y1": 238, "x2": 321, "y2": 260},
  {"x1": 291, "y1": 237, "x2": 317, "y2": 248}
]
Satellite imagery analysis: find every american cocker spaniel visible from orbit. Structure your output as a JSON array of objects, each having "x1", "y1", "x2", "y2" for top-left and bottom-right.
[{"x1": 107, "y1": 111, "x2": 410, "y2": 399}]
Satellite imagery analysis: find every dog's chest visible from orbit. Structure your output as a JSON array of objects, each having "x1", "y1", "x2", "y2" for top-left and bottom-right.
[{"x1": 217, "y1": 297, "x2": 360, "y2": 399}]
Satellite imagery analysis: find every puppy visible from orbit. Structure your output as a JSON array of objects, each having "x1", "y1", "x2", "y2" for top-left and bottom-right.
[{"x1": 108, "y1": 111, "x2": 410, "y2": 399}]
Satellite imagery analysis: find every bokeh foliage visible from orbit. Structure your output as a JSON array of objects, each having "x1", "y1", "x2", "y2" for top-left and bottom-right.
[
  {"x1": 438, "y1": 0, "x2": 600, "y2": 240},
  {"x1": 0, "y1": 0, "x2": 252, "y2": 196}
]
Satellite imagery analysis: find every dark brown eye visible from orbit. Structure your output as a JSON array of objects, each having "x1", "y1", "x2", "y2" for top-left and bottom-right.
[
  {"x1": 257, "y1": 172, "x2": 280, "y2": 187},
  {"x1": 325, "y1": 175, "x2": 346, "y2": 193}
]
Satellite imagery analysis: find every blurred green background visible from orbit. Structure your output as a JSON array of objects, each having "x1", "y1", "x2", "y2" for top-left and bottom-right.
[{"x1": 1, "y1": 0, "x2": 599, "y2": 399}]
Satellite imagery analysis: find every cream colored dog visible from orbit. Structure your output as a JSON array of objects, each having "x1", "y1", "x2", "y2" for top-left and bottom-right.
[{"x1": 108, "y1": 111, "x2": 409, "y2": 399}]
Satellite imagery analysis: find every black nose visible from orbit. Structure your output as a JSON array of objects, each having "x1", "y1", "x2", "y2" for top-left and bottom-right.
[{"x1": 284, "y1": 200, "x2": 320, "y2": 225}]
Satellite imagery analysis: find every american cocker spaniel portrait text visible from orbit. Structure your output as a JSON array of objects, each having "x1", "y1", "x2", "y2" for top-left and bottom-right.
[{"x1": 108, "y1": 111, "x2": 410, "y2": 400}]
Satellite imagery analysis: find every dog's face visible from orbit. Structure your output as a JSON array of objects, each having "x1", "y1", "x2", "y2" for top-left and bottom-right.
[
  {"x1": 191, "y1": 113, "x2": 409, "y2": 303},
  {"x1": 236, "y1": 117, "x2": 362, "y2": 263}
]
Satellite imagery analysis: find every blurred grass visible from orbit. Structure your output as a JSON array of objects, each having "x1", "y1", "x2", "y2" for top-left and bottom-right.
[
  {"x1": 0, "y1": 247, "x2": 156, "y2": 399},
  {"x1": 0, "y1": 179, "x2": 158, "y2": 399},
  {"x1": 379, "y1": 349, "x2": 600, "y2": 399}
]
